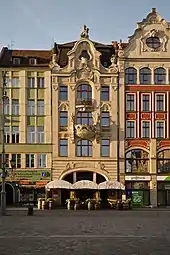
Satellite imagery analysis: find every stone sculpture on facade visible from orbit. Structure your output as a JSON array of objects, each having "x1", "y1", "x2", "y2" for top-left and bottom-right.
[
  {"x1": 80, "y1": 25, "x2": 89, "y2": 39},
  {"x1": 49, "y1": 42, "x2": 60, "y2": 71}
]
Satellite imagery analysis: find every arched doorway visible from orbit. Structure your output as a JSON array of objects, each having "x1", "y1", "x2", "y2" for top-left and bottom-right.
[{"x1": 5, "y1": 183, "x2": 14, "y2": 205}]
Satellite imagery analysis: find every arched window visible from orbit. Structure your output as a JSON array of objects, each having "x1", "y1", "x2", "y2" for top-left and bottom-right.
[
  {"x1": 76, "y1": 139, "x2": 92, "y2": 157},
  {"x1": 139, "y1": 67, "x2": 151, "y2": 85},
  {"x1": 154, "y1": 68, "x2": 166, "y2": 85},
  {"x1": 125, "y1": 67, "x2": 137, "y2": 85},
  {"x1": 125, "y1": 149, "x2": 149, "y2": 173},
  {"x1": 157, "y1": 150, "x2": 170, "y2": 173},
  {"x1": 77, "y1": 84, "x2": 92, "y2": 102}
]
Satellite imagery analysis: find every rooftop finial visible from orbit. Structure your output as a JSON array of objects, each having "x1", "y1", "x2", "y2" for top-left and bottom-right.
[
  {"x1": 152, "y1": 8, "x2": 156, "y2": 13},
  {"x1": 80, "y1": 25, "x2": 89, "y2": 39}
]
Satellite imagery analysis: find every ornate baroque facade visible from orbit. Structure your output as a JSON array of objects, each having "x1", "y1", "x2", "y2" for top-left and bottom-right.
[{"x1": 1, "y1": 8, "x2": 170, "y2": 206}]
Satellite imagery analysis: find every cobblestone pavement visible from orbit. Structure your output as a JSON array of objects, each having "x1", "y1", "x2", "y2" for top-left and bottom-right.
[{"x1": 0, "y1": 210, "x2": 170, "y2": 255}]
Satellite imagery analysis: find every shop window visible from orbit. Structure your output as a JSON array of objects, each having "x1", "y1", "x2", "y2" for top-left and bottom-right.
[
  {"x1": 125, "y1": 67, "x2": 137, "y2": 85},
  {"x1": 157, "y1": 150, "x2": 170, "y2": 173},
  {"x1": 125, "y1": 149, "x2": 149, "y2": 173}
]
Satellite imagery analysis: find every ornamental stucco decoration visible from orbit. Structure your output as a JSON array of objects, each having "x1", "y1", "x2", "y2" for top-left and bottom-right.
[
  {"x1": 75, "y1": 124, "x2": 96, "y2": 139},
  {"x1": 141, "y1": 29, "x2": 168, "y2": 52}
]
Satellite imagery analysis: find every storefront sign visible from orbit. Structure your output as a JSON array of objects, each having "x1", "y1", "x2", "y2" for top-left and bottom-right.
[
  {"x1": 0, "y1": 170, "x2": 51, "y2": 181},
  {"x1": 157, "y1": 176, "x2": 170, "y2": 181},
  {"x1": 125, "y1": 176, "x2": 151, "y2": 181},
  {"x1": 132, "y1": 191, "x2": 143, "y2": 206}
]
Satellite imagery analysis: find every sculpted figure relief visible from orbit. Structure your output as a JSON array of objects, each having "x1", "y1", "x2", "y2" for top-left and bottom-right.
[{"x1": 80, "y1": 25, "x2": 89, "y2": 39}]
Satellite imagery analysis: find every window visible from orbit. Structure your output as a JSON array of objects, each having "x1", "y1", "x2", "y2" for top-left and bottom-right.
[
  {"x1": 26, "y1": 154, "x2": 34, "y2": 168},
  {"x1": 37, "y1": 77, "x2": 44, "y2": 88},
  {"x1": 37, "y1": 126, "x2": 44, "y2": 143},
  {"x1": 142, "y1": 121, "x2": 150, "y2": 138},
  {"x1": 126, "y1": 149, "x2": 149, "y2": 173},
  {"x1": 4, "y1": 126, "x2": 10, "y2": 143},
  {"x1": 12, "y1": 99, "x2": 19, "y2": 115},
  {"x1": 28, "y1": 77, "x2": 35, "y2": 88},
  {"x1": 76, "y1": 140, "x2": 92, "y2": 157},
  {"x1": 37, "y1": 100, "x2": 44, "y2": 115},
  {"x1": 101, "y1": 86, "x2": 110, "y2": 101},
  {"x1": 59, "y1": 86, "x2": 68, "y2": 101},
  {"x1": 125, "y1": 67, "x2": 137, "y2": 85},
  {"x1": 11, "y1": 154, "x2": 21, "y2": 168},
  {"x1": 146, "y1": 37, "x2": 161, "y2": 49},
  {"x1": 59, "y1": 139, "x2": 68, "y2": 156},
  {"x1": 156, "y1": 121, "x2": 164, "y2": 138},
  {"x1": 154, "y1": 68, "x2": 166, "y2": 85},
  {"x1": 76, "y1": 112, "x2": 92, "y2": 125},
  {"x1": 157, "y1": 150, "x2": 170, "y2": 173},
  {"x1": 139, "y1": 68, "x2": 151, "y2": 85},
  {"x1": 27, "y1": 100, "x2": 35, "y2": 115},
  {"x1": 142, "y1": 94, "x2": 150, "y2": 112},
  {"x1": 59, "y1": 111, "x2": 68, "y2": 128},
  {"x1": 12, "y1": 126, "x2": 19, "y2": 143},
  {"x1": 156, "y1": 94, "x2": 164, "y2": 112},
  {"x1": 126, "y1": 121, "x2": 135, "y2": 138},
  {"x1": 101, "y1": 139, "x2": 110, "y2": 157},
  {"x1": 27, "y1": 126, "x2": 35, "y2": 143},
  {"x1": 38, "y1": 154, "x2": 46, "y2": 168},
  {"x1": 101, "y1": 112, "x2": 110, "y2": 127},
  {"x1": 29, "y1": 58, "x2": 36, "y2": 65},
  {"x1": 126, "y1": 94, "x2": 135, "y2": 111},
  {"x1": 3, "y1": 100, "x2": 9, "y2": 115},
  {"x1": 11, "y1": 77, "x2": 19, "y2": 87},
  {"x1": 77, "y1": 84, "x2": 92, "y2": 101},
  {"x1": 12, "y1": 58, "x2": 20, "y2": 65}
]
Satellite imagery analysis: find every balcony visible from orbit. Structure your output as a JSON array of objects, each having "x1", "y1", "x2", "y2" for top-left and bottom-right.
[{"x1": 76, "y1": 99, "x2": 94, "y2": 111}]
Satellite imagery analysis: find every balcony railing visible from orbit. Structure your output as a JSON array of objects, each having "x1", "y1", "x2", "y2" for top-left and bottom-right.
[{"x1": 76, "y1": 99, "x2": 93, "y2": 106}]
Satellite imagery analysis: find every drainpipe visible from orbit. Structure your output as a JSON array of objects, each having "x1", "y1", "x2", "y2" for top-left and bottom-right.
[{"x1": 117, "y1": 70, "x2": 120, "y2": 182}]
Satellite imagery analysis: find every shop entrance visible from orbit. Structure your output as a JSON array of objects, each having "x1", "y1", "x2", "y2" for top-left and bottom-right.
[
  {"x1": 75, "y1": 189, "x2": 95, "y2": 201},
  {"x1": 166, "y1": 190, "x2": 170, "y2": 206},
  {"x1": 5, "y1": 183, "x2": 14, "y2": 205}
]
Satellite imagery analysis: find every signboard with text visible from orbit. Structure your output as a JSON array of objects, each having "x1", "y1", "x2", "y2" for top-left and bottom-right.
[{"x1": 132, "y1": 191, "x2": 143, "y2": 206}]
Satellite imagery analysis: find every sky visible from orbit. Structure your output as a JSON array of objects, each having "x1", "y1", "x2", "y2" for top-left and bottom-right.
[{"x1": 0, "y1": 0, "x2": 170, "y2": 50}]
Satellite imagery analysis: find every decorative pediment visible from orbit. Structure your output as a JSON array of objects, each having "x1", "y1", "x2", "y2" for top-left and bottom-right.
[
  {"x1": 58, "y1": 102, "x2": 69, "y2": 111},
  {"x1": 100, "y1": 103, "x2": 111, "y2": 111}
]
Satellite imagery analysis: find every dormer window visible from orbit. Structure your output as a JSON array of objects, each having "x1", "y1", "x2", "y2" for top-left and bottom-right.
[
  {"x1": 12, "y1": 58, "x2": 20, "y2": 65},
  {"x1": 29, "y1": 58, "x2": 36, "y2": 65}
]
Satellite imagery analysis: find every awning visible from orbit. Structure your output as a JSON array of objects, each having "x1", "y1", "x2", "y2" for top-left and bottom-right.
[
  {"x1": 72, "y1": 180, "x2": 98, "y2": 190},
  {"x1": 45, "y1": 180, "x2": 72, "y2": 190},
  {"x1": 98, "y1": 181, "x2": 125, "y2": 190}
]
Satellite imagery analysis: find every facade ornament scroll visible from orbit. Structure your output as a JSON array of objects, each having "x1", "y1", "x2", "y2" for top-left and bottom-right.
[
  {"x1": 53, "y1": 84, "x2": 59, "y2": 91},
  {"x1": 70, "y1": 84, "x2": 76, "y2": 91},
  {"x1": 95, "y1": 161, "x2": 105, "y2": 170},
  {"x1": 66, "y1": 161, "x2": 75, "y2": 170},
  {"x1": 69, "y1": 113, "x2": 75, "y2": 143},
  {"x1": 58, "y1": 102, "x2": 69, "y2": 111},
  {"x1": 100, "y1": 103, "x2": 111, "y2": 112},
  {"x1": 95, "y1": 85, "x2": 100, "y2": 91}
]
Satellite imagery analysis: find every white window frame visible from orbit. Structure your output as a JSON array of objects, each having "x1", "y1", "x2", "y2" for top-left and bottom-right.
[
  {"x1": 29, "y1": 58, "x2": 36, "y2": 65},
  {"x1": 28, "y1": 77, "x2": 35, "y2": 88},
  {"x1": 27, "y1": 126, "x2": 35, "y2": 143},
  {"x1": 12, "y1": 126, "x2": 19, "y2": 143},
  {"x1": 11, "y1": 154, "x2": 21, "y2": 168},
  {"x1": 37, "y1": 154, "x2": 46, "y2": 168},
  {"x1": 27, "y1": 100, "x2": 35, "y2": 115},
  {"x1": 4, "y1": 101, "x2": 10, "y2": 115},
  {"x1": 37, "y1": 77, "x2": 44, "y2": 88},
  {"x1": 26, "y1": 154, "x2": 35, "y2": 168},
  {"x1": 4, "y1": 126, "x2": 10, "y2": 143},
  {"x1": 37, "y1": 126, "x2": 44, "y2": 143},
  {"x1": 141, "y1": 120, "x2": 151, "y2": 138},
  {"x1": 155, "y1": 120, "x2": 165, "y2": 138},
  {"x1": 11, "y1": 77, "x2": 19, "y2": 87},
  {"x1": 37, "y1": 100, "x2": 44, "y2": 115},
  {"x1": 12, "y1": 99, "x2": 19, "y2": 115},
  {"x1": 126, "y1": 93, "x2": 136, "y2": 111},
  {"x1": 141, "y1": 93, "x2": 151, "y2": 112},
  {"x1": 126, "y1": 120, "x2": 136, "y2": 138},
  {"x1": 12, "y1": 58, "x2": 20, "y2": 65},
  {"x1": 155, "y1": 93, "x2": 165, "y2": 112}
]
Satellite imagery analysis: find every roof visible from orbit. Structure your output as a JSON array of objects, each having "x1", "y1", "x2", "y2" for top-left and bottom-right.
[{"x1": 0, "y1": 39, "x2": 121, "y2": 68}]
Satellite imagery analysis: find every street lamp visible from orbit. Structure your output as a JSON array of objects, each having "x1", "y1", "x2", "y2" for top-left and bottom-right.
[{"x1": 1, "y1": 71, "x2": 9, "y2": 216}]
